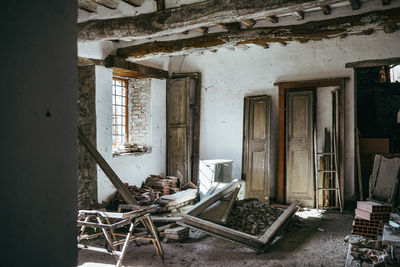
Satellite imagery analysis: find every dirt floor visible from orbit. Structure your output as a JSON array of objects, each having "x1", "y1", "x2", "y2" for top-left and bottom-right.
[{"x1": 78, "y1": 209, "x2": 354, "y2": 267}]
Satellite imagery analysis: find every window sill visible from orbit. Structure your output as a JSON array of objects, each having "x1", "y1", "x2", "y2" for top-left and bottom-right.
[{"x1": 112, "y1": 148, "x2": 152, "y2": 157}]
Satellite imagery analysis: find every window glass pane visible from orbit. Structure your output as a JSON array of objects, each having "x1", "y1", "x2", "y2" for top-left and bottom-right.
[
  {"x1": 116, "y1": 105, "x2": 122, "y2": 115},
  {"x1": 116, "y1": 86, "x2": 122, "y2": 96},
  {"x1": 116, "y1": 96, "x2": 122, "y2": 107}
]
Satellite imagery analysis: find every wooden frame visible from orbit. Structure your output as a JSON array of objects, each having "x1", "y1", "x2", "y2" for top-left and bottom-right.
[
  {"x1": 112, "y1": 77, "x2": 129, "y2": 145},
  {"x1": 180, "y1": 179, "x2": 300, "y2": 252},
  {"x1": 275, "y1": 78, "x2": 347, "y2": 207}
]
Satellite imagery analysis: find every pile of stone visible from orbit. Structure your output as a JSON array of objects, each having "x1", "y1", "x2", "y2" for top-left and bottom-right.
[{"x1": 226, "y1": 198, "x2": 284, "y2": 236}]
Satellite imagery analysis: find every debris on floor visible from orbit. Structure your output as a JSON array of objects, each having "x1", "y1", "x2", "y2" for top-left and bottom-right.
[
  {"x1": 164, "y1": 226, "x2": 190, "y2": 242},
  {"x1": 226, "y1": 198, "x2": 284, "y2": 236}
]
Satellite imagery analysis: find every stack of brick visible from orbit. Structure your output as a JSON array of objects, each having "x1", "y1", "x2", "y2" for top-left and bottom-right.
[{"x1": 352, "y1": 201, "x2": 392, "y2": 239}]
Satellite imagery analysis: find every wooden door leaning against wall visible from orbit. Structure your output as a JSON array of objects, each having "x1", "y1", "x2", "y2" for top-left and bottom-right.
[{"x1": 242, "y1": 95, "x2": 271, "y2": 204}]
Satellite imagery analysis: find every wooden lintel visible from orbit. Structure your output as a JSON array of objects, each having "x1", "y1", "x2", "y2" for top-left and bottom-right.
[
  {"x1": 292, "y1": 11, "x2": 304, "y2": 20},
  {"x1": 321, "y1": 5, "x2": 331, "y2": 15},
  {"x1": 345, "y1": 57, "x2": 400, "y2": 68},
  {"x1": 349, "y1": 0, "x2": 361, "y2": 10},
  {"x1": 267, "y1": 15, "x2": 279, "y2": 23},
  {"x1": 122, "y1": 0, "x2": 143, "y2": 7},
  {"x1": 241, "y1": 19, "x2": 256, "y2": 27},
  {"x1": 115, "y1": 8, "x2": 400, "y2": 58},
  {"x1": 104, "y1": 55, "x2": 169, "y2": 79},
  {"x1": 78, "y1": 0, "x2": 350, "y2": 41}
]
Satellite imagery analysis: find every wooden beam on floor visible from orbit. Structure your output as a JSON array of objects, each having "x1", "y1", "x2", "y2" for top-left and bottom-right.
[
  {"x1": 104, "y1": 55, "x2": 169, "y2": 79},
  {"x1": 78, "y1": 0, "x2": 349, "y2": 41},
  {"x1": 116, "y1": 8, "x2": 400, "y2": 58}
]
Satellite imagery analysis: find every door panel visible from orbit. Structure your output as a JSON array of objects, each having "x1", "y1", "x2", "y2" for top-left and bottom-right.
[
  {"x1": 167, "y1": 78, "x2": 190, "y2": 184},
  {"x1": 286, "y1": 91, "x2": 314, "y2": 207},
  {"x1": 243, "y1": 96, "x2": 271, "y2": 203}
]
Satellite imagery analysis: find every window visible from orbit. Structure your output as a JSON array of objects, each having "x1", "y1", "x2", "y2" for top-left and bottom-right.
[
  {"x1": 390, "y1": 65, "x2": 400, "y2": 83},
  {"x1": 112, "y1": 78, "x2": 128, "y2": 150}
]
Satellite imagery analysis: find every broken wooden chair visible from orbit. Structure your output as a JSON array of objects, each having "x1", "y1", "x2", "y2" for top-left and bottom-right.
[{"x1": 77, "y1": 209, "x2": 164, "y2": 267}]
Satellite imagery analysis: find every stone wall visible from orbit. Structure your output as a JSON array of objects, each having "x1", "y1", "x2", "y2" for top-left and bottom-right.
[
  {"x1": 78, "y1": 66, "x2": 98, "y2": 209},
  {"x1": 128, "y1": 78, "x2": 151, "y2": 146}
]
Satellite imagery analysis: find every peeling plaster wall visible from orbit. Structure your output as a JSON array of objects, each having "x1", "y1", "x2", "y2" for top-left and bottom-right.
[
  {"x1": 95, "y1": 66, "x2": 166, "y2": 202},
  {"x1": 167, "y1": 31, "x2": 400, "y2": 200}
]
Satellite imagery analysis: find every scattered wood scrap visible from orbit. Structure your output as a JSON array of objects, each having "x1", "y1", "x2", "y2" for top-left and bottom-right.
[{"x1": 165, "y1": 226, "x2": 190, "y2": 242}]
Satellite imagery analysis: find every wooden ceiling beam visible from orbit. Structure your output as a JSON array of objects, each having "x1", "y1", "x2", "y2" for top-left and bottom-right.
[
  {"x1": 78, "y1": 0, "x2": 349, "y2": 41},
  {"x1": 241, "y1": 19, "x2": 256, "y2": 27},
  {"x1": 104, "y1": 55, "x2": 169, "y2": 79},
  {"x1": 321, "y1": 5, "x2": 331, "y2": 15},
  {"x1": 267, "y1": 15, "x2": 279, "y2": 23},
  {"x1": 349, "y1": 0, "x2": 361, "y2": 10},
  {"x1": 292, "y1": 11, "x2": 304, "y2": 20},
  {"x1": 116, "y1": 8, "x2": 400, "y2": 58},
  {"x1": 122, "y1": 0, "x2": 143, "y2": 7},
  {"x1": 93, "y1": 0, "x2": 120, "y2": 10},
  {"x1": 78, "y1": 0, "x2": 99, "y2": 13}
]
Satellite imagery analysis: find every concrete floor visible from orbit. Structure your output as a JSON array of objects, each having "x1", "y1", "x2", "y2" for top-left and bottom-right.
[{"x1": 78, "y1": 209, "x2": 354, "y2": 267}]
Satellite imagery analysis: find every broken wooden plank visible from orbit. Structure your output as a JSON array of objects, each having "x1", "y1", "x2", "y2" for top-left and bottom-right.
[
  {"x1": 116, "y1": 8, "x2": 400, "y2": 58},
  {"x1": 104, "y1": 55, "x2": 169, "y2": 79},
  {"x1": 78, "y1": 128, "x2": 138, "y2": 206},
  {"x1": 78, "y1": 0, "x2": 350, "y2": 41},
  {"x1": 198, "y1": 187, "x2": 240, "y2": 224},
  {"x1": 186, "y1": 179, "x2": 240, "y2": 217},
  {"x1": 259, "y1": 200, "x2": 300, "y2": 243}
]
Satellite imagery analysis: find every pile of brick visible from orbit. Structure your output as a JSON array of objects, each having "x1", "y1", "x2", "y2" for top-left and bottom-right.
[{"x1": 352, "y1": 201, "x2": 392, "y2": 239}]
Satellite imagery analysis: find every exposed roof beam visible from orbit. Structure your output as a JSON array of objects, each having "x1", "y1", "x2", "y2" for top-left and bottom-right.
[
  {"x1": 241, "y1": 19, "x2": 256, "y2": 27},
  {"x1": 116, "y1": 8, "x2": 400, "y2": 59},
  {"x1": 349, "y1": 0, "x2": 361, "y2": 10},
  {"x1": 104, "y1": 55, "x2": 169, "y2": 79},
  {"x1": 79, "y1": 0, "x2": 99, "y2": 13},
  {"x1": 267, "y1": 15, "x2": 279, "y2": 23},
  {"x1": 78, "y1": 0, "x2": 350, "y2": 41},
  {"x1": 93, "y1": 0, "x2": 119, "y2": 10},
  {"x1": 216, "y1": 22, "x2": 242, "y2": 31},
  {"x1": 321, "y1": 5, "x2": 331, "y2": 15},
  {"x1": 122, "y1": 0, "x2": 143, "y2": 7}
]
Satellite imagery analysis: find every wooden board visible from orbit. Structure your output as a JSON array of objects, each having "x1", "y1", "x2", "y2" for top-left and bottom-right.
[
  {"x1": 370, "y1": 155, "x2": 400, "y2": 204},
  {"x1": 198, "y1": 187, "x2": 240, "y2": 224}
]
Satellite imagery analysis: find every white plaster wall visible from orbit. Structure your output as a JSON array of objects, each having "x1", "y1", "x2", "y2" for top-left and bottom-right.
[
  {"x1": 95, "y1": 66, "x2": 166, "y2": 202},
  {"x1": 167, "y1": 31, "x2": 400, "y2": 200}
]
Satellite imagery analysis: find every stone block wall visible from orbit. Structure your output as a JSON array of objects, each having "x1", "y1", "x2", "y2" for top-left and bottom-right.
[
  {"x1": 78, "y1": 66, "x2": 98, "y2": 209},
  {"x1": 128, "y1": 78, "x2": 151, "y2": 147}
]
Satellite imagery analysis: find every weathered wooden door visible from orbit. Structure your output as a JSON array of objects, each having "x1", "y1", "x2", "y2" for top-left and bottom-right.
[
  {"x1": 242, "y1": 95, "x2": 271, "y2": 203},
  {"x1": 286, "y1": 90, "x2": 315, "y2": 206},
  {"x1": 167, "y1": 77, "x2": 191, "y2": 184}
]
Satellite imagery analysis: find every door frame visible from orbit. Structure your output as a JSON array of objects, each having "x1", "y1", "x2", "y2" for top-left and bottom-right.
[{"x1": 275, "y1": 78, "x2": 347, "y2": 207}]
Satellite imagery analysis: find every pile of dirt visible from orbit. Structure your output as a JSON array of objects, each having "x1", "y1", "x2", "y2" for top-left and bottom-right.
[{"x1": 226, "y1": 198, "x2": 284, "y2": 236}]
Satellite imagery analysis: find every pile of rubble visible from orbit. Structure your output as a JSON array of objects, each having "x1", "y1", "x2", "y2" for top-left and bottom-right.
[{"x1": 226, "y1": 198, "x2": 284, "y2": 236}]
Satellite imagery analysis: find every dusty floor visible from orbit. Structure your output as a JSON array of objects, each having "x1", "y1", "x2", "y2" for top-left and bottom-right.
[{"x1": 78, "y1": 209, "x2": 354, "y2": 267}]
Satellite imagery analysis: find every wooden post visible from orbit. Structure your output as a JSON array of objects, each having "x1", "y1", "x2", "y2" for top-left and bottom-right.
[{"x1": 78, "y1": 128, "x2": 138, "y2": 205}]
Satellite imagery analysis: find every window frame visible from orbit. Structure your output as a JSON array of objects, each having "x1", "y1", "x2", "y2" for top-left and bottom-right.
[{"x1": 112, "y1": 77, "x2": 129, "y2": 149}]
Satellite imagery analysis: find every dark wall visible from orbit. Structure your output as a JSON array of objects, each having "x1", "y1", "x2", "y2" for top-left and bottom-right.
[
  {"x1": 0, "y1": 1, "x2": 77, "y2": 266},
  {"x1": 357, "y1": 66, "x2": 400, "y2": 153}
]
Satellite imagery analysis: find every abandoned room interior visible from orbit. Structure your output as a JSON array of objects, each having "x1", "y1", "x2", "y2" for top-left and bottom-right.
[{"x1": 3, "y1": 0, "x2": 400, "y2": 266}]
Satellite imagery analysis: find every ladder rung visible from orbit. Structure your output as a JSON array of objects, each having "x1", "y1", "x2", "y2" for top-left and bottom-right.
[{"x1": 318, "y1": 170, "x2": 337, "y2": 173}]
